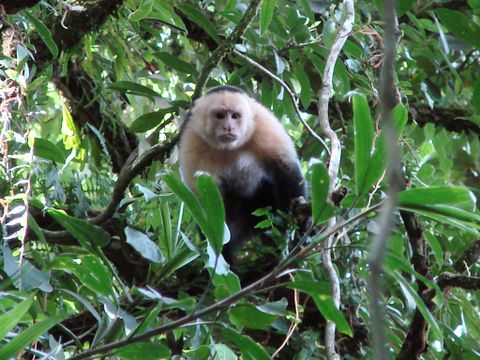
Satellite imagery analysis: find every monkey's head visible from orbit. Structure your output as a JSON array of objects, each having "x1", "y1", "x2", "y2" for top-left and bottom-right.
[{"x1": 190, "y1": 90, "x2": 255, "y2": 150}]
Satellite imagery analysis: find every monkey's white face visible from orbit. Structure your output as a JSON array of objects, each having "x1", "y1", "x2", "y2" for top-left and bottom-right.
[{"x1": 192, "y1": 92, "x2": 254, "y2": 150}]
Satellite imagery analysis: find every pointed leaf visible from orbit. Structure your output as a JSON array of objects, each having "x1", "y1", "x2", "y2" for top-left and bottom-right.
[
  {"x1": 125, "y1": 227, "x2": 163, "y2": 264},
  {"x1": 222, "y1": 328, "x2": 271, "y2": 360},
  {"x1": 47, "y1": 209, "x2": 110, "y2": 249},
  {"x1": 353, "y1": 94, "x2": 375, "y2": 197},
  {"x1": 176, "y1": 4, "x2": 220, "y2": 44},
  {"x1": 0, "y1": 315, "x2": 64, "y2": 359},
  {"x1": 0, "y1": 296, "x2": 34, "y2": 340},
  {"x1": 24, "y1": 12, "x2": 58, "y2": 58},
  {"x1": 130, "y1": 109, "x2": 174, "y2": 133},
  {"x1": 260, "y1": 0, "x2": 277, "y2": 34},
  {"x1": 109, "y1": 81, "x2": 160, "y2": 99},
  {"x1": 309, "y1": 163, "x2": 334, "y2": 224},
  {"x1": 398, "y1": 186, "x2": 476, "y2": 211},
  {"x1": 436, "y1": 9, "x2": 480, "y2": 49},
  {"x1": 196, "y1": 174, "x2": 225, "y2": 253},
  {"x1": 33, "y1": 138, "x2": 66, "y2": 163},
  {"x1": 115, "y1": 343, "x2": 171, "y2": 359},
  {"x1": 286, "y1": 280, "x2": 352, "y2": 336}
]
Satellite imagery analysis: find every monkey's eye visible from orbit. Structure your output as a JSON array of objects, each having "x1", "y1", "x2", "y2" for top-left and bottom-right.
[
  {"x1": 214, "y1": 112, "x2": 225, "y2": 120},
  {"x1": 231, "y1": 112, "x2": 241, "y2": 119}
]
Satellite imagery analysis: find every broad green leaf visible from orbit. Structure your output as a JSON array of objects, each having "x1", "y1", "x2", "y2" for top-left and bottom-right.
[
  {"x1": 473, "y1": 78, "x2": 480, "y2": 113},
  {"x1": 229, "y1": 304, "x2": 278, "y2": 330},
  {"x1": 176, "y1": 4, "x2": 220, "y2": 44},
  {"x1": 0, "y1": 296, "x2": 33, "y2": 340},
  {"x1": 391, "y1": 103, "x2": 409, "y2": 138},
  {"x1": 156, "y1": 52, "x2": 198, "y2": 75},
  {"x1": 24, "y1": 12, "x2": 58, "y2": 58},
  {"x1": 109, "y1": 81, "x2": 160, "y2": 99},
  {"x1": 61, "y1": 289, "x2": 101, "y2": 322},
  {"x1": 353, "y1": 94, "x2": 375, "y2": 197},
  {"x1": 286, "y1": 280, "x2": 352, "y2": 336},
  {"x1": 309, "y1": 163, "x2": 334, "y2": 224},
  {"x1": 213, "y1": 271, "x2": 241, "y2": 300},
  {"x1": 436, "y1": 9, "x2": 480, "y2": 49},
  {"x1": 295, "y1": 65, "x2": 312, "y2": 108},
  {"x1": 163, "y1": 173, "x2": 214, "y2": 242},
  {"x1": 116, "y1": 342, "x2": 171, "y2": 359},
  {"x1": 76, "y1": 255, "x2": 114, "y2": 296},
  {"x1": 222, "y1": 328, "x2": 271, "y2": 360},
  {"x1": 47, "y1": 209, "x2": 110, "y2": 249},
  {"x1": 130, "y1": 109, "x2": 174, "y2": 133},
  {"x1": 390, "y1": 270, "x2": 443, "y2": 341},
  {"x1": 33, "y1": 137, "x2": 66, "y2": 163},
  {"x1": 196, "y1": 174, "x2": 225, "y2": 254},
  {"x1": 398, "y1": 186, "x2": 476, "y2": 211},
  {"x1": 0, "y1": 315, "x2": 63, "y2": 359},
  {"x1": 62, "y1": 103, "x2": 81, "y2": 150},
  {"x1": 125, "y1": 227, "x2": 163, "y2": 263},
  {"x1": 213, "y1": 344, "x2": 238, "y2": 360},
  {"x1": 424, "y1": 231, "x2": 444, "y2": 264},
  {"x1": 27, "y1": 215, "x2": 46, "y2": 244},
  {"x1": 260, "y1": 0, "x2": 277, "y2": 34},
  {"x1": 129, "y1": 0, "x2": 153, "y2": 21},
  {"x1": 150, "y1": 2, "x2": 186, "y2": 31},
  {"x1": 256, "y1": 298, "x2": 288, "y2": 316}
]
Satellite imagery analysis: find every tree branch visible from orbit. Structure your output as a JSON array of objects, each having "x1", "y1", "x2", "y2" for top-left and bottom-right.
[
  {"x1": 368, "y1": 1, "x2": 403, "y2": 359},
  {"x1": 316, "y1": 1, "x2": 355, "y2": 359}
]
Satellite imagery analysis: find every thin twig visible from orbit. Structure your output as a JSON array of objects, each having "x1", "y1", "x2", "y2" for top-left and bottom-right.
[
  {"x1": 272, "y1": 274, "x2": 300, "y2": 358},
  {"x1": 367, "y1": 0, "x2": 403, "y2": 359},
  {"x1": 233, "y1": 49, "x2": 330, "y2": 155},
  {"x1": 316, "y1": 1, "x2": 355, "y2": 359},
  {"x1": 192, "y1": 0, "x2": 262, "y2": 101}
]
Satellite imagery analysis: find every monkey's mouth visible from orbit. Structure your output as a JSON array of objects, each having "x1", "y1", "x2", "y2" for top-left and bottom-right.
[{"x1": 219, "y1": 134, "x2": 238, "y2": 142}]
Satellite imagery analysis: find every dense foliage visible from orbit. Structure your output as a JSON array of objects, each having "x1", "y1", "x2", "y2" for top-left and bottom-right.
[{"x1": 1, "y1": 0, "x2": 479, "y2": 359}]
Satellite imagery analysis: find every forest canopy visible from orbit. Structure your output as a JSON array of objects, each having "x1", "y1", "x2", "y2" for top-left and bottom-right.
[{"x1": 1, "y1": 0, "x2": 480, "y2": 359}]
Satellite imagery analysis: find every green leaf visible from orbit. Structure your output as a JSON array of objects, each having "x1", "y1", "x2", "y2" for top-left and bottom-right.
[
  {"x1": 295, "y1": 65, "x2": 312, "y2": 108},
  {"x1": 156, "y1": 52, "x2": 198, "y2": 75},
  {"x1": 163, "y1": 173, "x2": 214, "y2": 242},
  {"x1": 390, "y1": 270, "x2": 443, "y2": 341},
  {"x1": 213, "y1": 272, "x2": 241, "y2": 300},
  {"x1": 79, "y1": 255, "x2": 115, "y2": 296},
  {"x1": 116, "y1": 342, "x2": 171, "y2": 359},
  {"x1": 309, "y1": 163, "x2": 334, "y2": 224},
  {"x1": 260, "y1": 0, "x2": 277, "y2": 34},
  {"x1": 125, "y1": 226, "x2": 163, "y2": 263},
  {"x1": 47, "y1": 209, "x2": 110, "y2": 249},
  {"x1": 129, "y1": 0, "x2": 153, "y2": 21},
  {"x1": 130, "y1": 109, "x2": 174, "y2": 133},
  {"x1": 196, "y1": 174, "x2": 226, "y2": 254},
  {"x1": 109, "y1": 81, "x2": 161, "y2": 99},
  {"x1": 436, "y1": 9, "x2": 480, "y2": 49},
  {"x1": 176, "y1": 4, "x2": 220, "y2": 44},
  {"x1": 213, "y1": 344, "x2": 238, "y2": 360},
  {"x1": 229, "y1": 304, "x2": 278, "y2": 330},
  {"x1": 24, "y1": 12, "x2": 58, "y2": 58},
  {"x1": 353, "y1": 94, "x2": 375, "y2": 197},
  {"x1": 286, "y1": 280, "x2": 352, "y2": 336},
  {"x1": 33, "y1": 137, "x2": 66, "y2": 163},
  {"x1": 0, "y1": 296, "x2": 33, "y2": 340},
  {"x1": 473, "y1": 78, "x2": 480, "y2": 113},
  {"x1": 0, "y1": 315, "x2": 64, "y2": 359},
  {"x1": 397, "y1": 186, "x2": 476, "y2": 211},
  {"x1": 222, "y1": 328, "x2": 271, "y2": 360}
]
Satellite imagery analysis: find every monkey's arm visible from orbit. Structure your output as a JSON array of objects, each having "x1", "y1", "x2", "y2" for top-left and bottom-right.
[{"x1": 268, "y1": 159, "x2": 307, "y2": 212}]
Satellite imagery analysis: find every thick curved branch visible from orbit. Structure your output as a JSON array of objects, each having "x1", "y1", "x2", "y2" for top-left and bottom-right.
[{"x1": 316, "y1": 1, "x2": 355, "y2": 359}]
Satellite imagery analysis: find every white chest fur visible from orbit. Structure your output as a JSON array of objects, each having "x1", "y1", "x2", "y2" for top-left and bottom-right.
[{"x1": 218, "y1": 152, "x2": 267, "y2": 196}]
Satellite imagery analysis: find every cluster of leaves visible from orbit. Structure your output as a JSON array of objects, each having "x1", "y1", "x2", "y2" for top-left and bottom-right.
[{"x1": 1, "y1": 0, "x2": 479, "y2": 359}]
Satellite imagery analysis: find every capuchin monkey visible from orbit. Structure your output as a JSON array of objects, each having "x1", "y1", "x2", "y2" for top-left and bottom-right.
[{"x1": 179, "y1": 85, "x2": 307, "y2": 265}]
